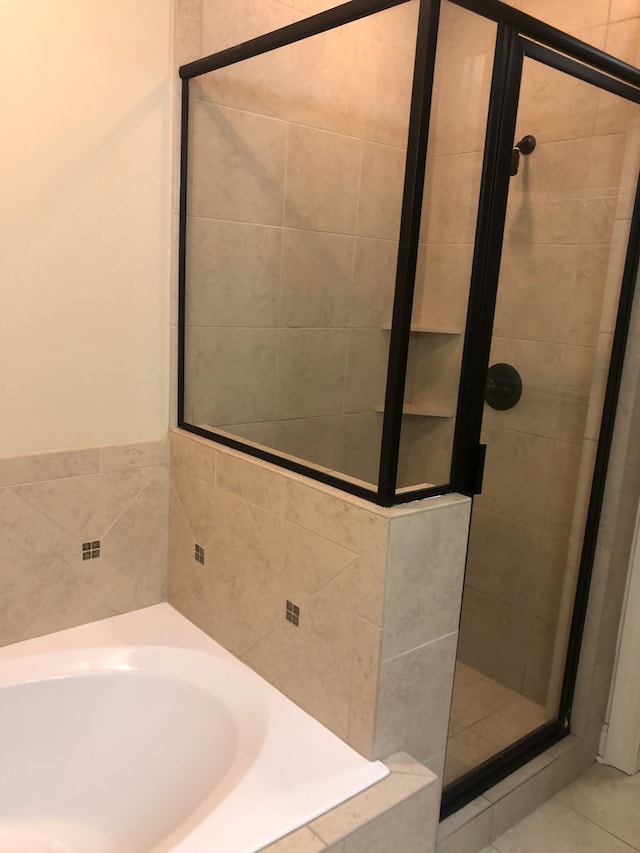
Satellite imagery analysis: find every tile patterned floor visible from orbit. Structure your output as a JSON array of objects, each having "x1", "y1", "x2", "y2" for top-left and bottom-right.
[
  {"x1": 481, "y1": 763, "x2": 640, "y2": 852},
  {"x1": 444, "y1": 662, "x2": 549, "y2": 785}
]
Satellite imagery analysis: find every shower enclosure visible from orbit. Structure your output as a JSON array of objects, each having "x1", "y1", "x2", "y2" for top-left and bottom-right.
[{"x1": 177, "y1": 0, "x2": 640, "y2": 815}]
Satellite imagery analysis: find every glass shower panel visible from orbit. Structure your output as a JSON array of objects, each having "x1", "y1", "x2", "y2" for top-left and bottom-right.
[
  {"x1": 397, "y1": 2, "x2": 497, "y2": 490},
  {"x1": 446, "y1": 56, "x2": 640, "y2": 785},
  {"x1": 183, "y1": 3, "x2": 419, "y2": 489}
]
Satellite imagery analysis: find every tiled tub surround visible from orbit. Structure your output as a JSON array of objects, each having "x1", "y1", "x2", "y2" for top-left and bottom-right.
[
  {"x1": 168, "y1": 427, "x2": 471, "y2": 768},
  {"x1": 0, "y1": 439, "x2": 168, "y2": 646}
]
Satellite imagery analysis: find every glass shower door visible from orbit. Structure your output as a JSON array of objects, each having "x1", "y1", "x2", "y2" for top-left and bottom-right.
[{"x1": 445, "y1": 47, "x2": 640, "y2": 786}]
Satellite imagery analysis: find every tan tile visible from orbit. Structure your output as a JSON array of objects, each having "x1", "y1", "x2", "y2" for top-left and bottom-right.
[
  {"x1": 167, "y1": 483, "x2": 237, "y2": 652},
  {"x1": 280, "y1": 230, "x2": 354, "y2": 328},
  {"x1": 516, "y1": 57, "x2": 599, "y2": 144},
  {"x1": 421, "y1": 151, "x2": 484, "y2": 245},
  {"x1": 216, "y1": 502, "x2": 287, "y2": 654},
  {"x1": 364, "y1": 1, "x2": 419, "y2": 51},
  {"x1": 515, "y1": 0, "x2": 610, "y2": 32},
  {"x1": 283, "y1": 521, "x2": 357, "y2": 603},
  {"x1": 284, "y1": 125, "x2": 361, "y2": 234},
  {"x1": 342, "y1": 784, "x2": 438, "y2": 853},
  {"x1": 261, "y1": 826, "x2": 327, "y2": 852},
  {"x1": 375, "y1": 633, "x2": 458, "y2": 761},
  {"x1": 436, "y1": 797, "x2": 492, "y2": 853},
  {"x1": 339, "y1": 413, "x2": 383, "y2": 486},
  {"x1": 344, "y1": 329, "x2": 389, "y2": 415},
  {"x1": 446, "y1": 729, "x2": 498, "y2": 768},
  {"x1": 99, "y1": 439, "x2": 168, "y2": 472},
  {"x1": 243, "y1": 620, "x2": 345, "y2": 738},
  {"x1": 454, "y1": 662, "x2": 485, "y2": 693},
  {"x1": 311, "y1": 767, "x2": 437, "y2": 849},
  {"x1": 0, "y1": 448, "x2": 100, "y2": 488},
  {"x1": 100, "y1": 467, "x2": 168, "y2": 600},
  {"x1": 285, "y1": 480, "x2": 367, "y2": 553},
  {"x1": 458, "y1": 589, "x2": 530, "y2": 693},
  {"x1": 215, "y1": 450, "x2": 286, "y2": 516},
  {"x1": 219, "y1": 421, "x2": 276, "y2": 449},
  {"x1": 491, "y1": 797, "x2": 635, "y2": 853},
  {"x1": 413, "y1": 244, "x2": 473, "y2": 331},
  {"x1": 14, "y1": 467, "x2": 157, "y2": 542},
  {"x1": 170, "y1": 430, "x2": 216, "y2": 484},
  {"x1": 605, "y1": 16, "x2": 640, "y2": 65},
  {"x1": 556, "y1": 763, "x2": 640, "y2": 847},
  {"x1": 355, "y1": 513, "x2": 388, "y2": 627},
  {"x1": 174, "y1": 0, "x2": 202, "y2": 67},
  {"x1": 191, "y1": 101, "x2": 287, "y2": 224},
  {"x1": 185, "y1": 218, "x2": 282, "y2": 328},
  {"x1": 542, "y1": 439, "x2": 583, "y2": 538},
  {"x1": 172, "y1": 466, "x2": 242, "y2": 547},
  {"x1": 201, "y1": 0, "x2": 293, "y2": 53},
  {"x1": 382, "y1": 500, "x2": 470, "y2": 658},
  {"x1": 358, "y1": 35, "x2": 415, "y2": 149},
  {"x1": 609, "y1": 0, "x2": 640, "y2": 20},
  {"x1": 443, "y1": 754, "x2": 470, "y2": 786},
  {"x1": 349, "y1": 238, "x2": 397, "y2": 328},
  {"x1": 274, "y1": 329, "x2": 348, "y2": 420},
  {"x1": 186, "y1": 326, "x2": 278, "y2": 426},
  {"x1": 0, "y1": 491, "x2": 77, "y2": 646},
  {"x1": 348, "y1": 616, "x2": 382, "y2": 758},
  {"x1": 357, "y1": 142, "x2": 405, "y2": 240},
  {"x1": 274, "y1": 415, "x2": 343, "y2": 473}
]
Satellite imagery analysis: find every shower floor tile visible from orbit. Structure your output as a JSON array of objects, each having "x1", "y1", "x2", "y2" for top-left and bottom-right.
[{"x1": 443, "y1": 663, "x2": 548, "y2": 786}]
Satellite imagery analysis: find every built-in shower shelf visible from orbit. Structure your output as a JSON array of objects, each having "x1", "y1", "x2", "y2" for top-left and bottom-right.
[
  {"x1": 374, "y1": 403, "x2": 454, "y2": 418},
  {"x1": 381, "y1": 323, "x2": 463, "y2": 335}
]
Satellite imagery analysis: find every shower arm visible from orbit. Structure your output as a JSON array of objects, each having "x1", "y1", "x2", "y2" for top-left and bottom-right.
[{"x1": 510, "y1": 134, "x2": 536, "y2": 176}]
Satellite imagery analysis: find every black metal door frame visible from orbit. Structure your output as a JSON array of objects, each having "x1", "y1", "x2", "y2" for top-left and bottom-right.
[{"x1": 443, "y1": 18, "x2": 640, "y2": 817}]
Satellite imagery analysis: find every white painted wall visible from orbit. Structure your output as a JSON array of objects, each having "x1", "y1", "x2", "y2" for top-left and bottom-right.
[{"x1": 0, "y1": 0, "x2": 172, "y2": 456}]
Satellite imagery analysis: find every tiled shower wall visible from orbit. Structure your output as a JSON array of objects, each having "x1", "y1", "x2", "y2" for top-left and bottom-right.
[
  {"x1": 457, "y1": 0, "x2": 640, "y2": 707},
  {"x1": 0, "y1": 440, "x2": 168, "y2": 646},
  {"x1": 168, "y1": 427, "x2": 471, "y2": 769},
  {"x1": 179, "y1": 0, "x2": 418, "y2": 485}
]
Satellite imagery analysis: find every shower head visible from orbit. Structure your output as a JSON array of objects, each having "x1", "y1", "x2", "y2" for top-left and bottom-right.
[{"x1": 510, "y1": 134, "x2": 537, "y2": 176}]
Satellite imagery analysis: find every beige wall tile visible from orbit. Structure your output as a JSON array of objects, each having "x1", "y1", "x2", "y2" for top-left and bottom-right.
[
  {"x1": 357, "y1": 142, "x2": 405, "y2": 241},
  {"x1": 14, "y1": 467, "x2": 158, "y2": 542},
  {"x1": 0, "y1": 490, "x2": 77, "y2": 646},
  {"x1": 465, "y1": 508, "x2": 541, "y2": 613},
  {"x1": 220, "y1": 421, "x2": 277, "y2": 449},
  {"x1": 516, "y1": 57, "x2": 600, "y2": 145},
  {"x1": 99, "y1": 439, "x2": 168, "y2": 472},
  {"x1": 421, "y1": 151, "x2": 484, "y2": 245},
  {"x1": 201, "y1": 0, "x2": 293, "y2": 54},
  {"x1": 523, "y1": 616, "x2": 556, "y2": 705},
  {"x1": 172, "y1": 465, "x2": 243, "y2": 547},
  {"x1": 216, "y1": 450, "x2": 286, "y2": 515},
  {"x1": 458, "y1": 587, "x2": 530, "y2": 693},
  {"x1": 280, "y1": 230, "x2": 354, "y2": 328},
  {"x1": 355, "y1": 512, "x2": 388, "y2": 627},
  {"x1": 344, "y1": 330, "x2": 389, "y2": 415},
  {"x1": 349, "y1": 238, "x2": 397, "y2": 328},
  {"x1": 413, "y1": 244, "x2": 472, "y2": 331},
  {"x1": 100, "y1": 468, "x2": 168, "y2": 600},
  {"x1": 274, "y1": 329, "x2": 348, "y2": 420},
  {"x1": 436, "y1": 796, "x2": 492, "y2": 853},
  {"x1": 174, "y1": 0, "x2": 202, "y2": 67},
  {"x1": 170, "y1": 430, "x2": 216, "y2": 484},
  {"x1": 284, "y1": 125, "x2": 361, "y2": 234},
  {"x1": 605, "y1": 16, "x2": 640, "y2": 65},
  {"x1": 609, "y1": 0, "x2": 640, "y2": 20},
  {"x1": 342, "y1": 785, "x2": 437, "y2": 853},
  {"x1": 283, "y1": 521, "x2": 357, "y2": 603},
  {"x1": 187, "y1": 326, "x2": 278, "y2": 425},
  {"x1": 191, "y1": 102, "x2": 287, "y2": 225},
  {"x1": 516, "y1": 0, "x2": 610, "y2": 31},
  {"x1": 340, "y1": 412, "x2": 383, "y2": 486},
  {"x1": 285, "y1": 480, "x2": 369, "y2": 552},
  {"x1": 274, "y1": 415, "x2": 344, "y2": 472},
  {"x1": 311, "y1": 766, "x2": 437, "y2": 849},
  {"x1": 382, "y1": 500, "x2": 470, "y2": 658},
  {"x1": 186, "y1": 218, "x2": 282, "y2": 327},
  {"x1": 348, "y1": 616, "x2": 382, "y2": 759},
  {"x1": 261, "y1": 826, "x2": 327, "y2": 852},
  {"x1": 375, "y1": 632, "x2": 458, "y2": 761},
  {"x1": 0, "y1": 448, "x2": 100, "y2": 488}
]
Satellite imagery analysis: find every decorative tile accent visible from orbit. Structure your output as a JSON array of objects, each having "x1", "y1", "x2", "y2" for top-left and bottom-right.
[
  {"x1": 286, "y1": 599, "x2": 300, "y2": 626},
  {"x1": 82, "y1": 541, "x2": 101, "y2": 560},
  {"x1": 195, "y1": 543, "x2": 205, "y2": 564}
]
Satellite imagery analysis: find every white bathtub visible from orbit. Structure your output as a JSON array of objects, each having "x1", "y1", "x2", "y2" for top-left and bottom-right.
[{"x1": 0, "y1": 604, "x2": 387, "y2": 853}]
